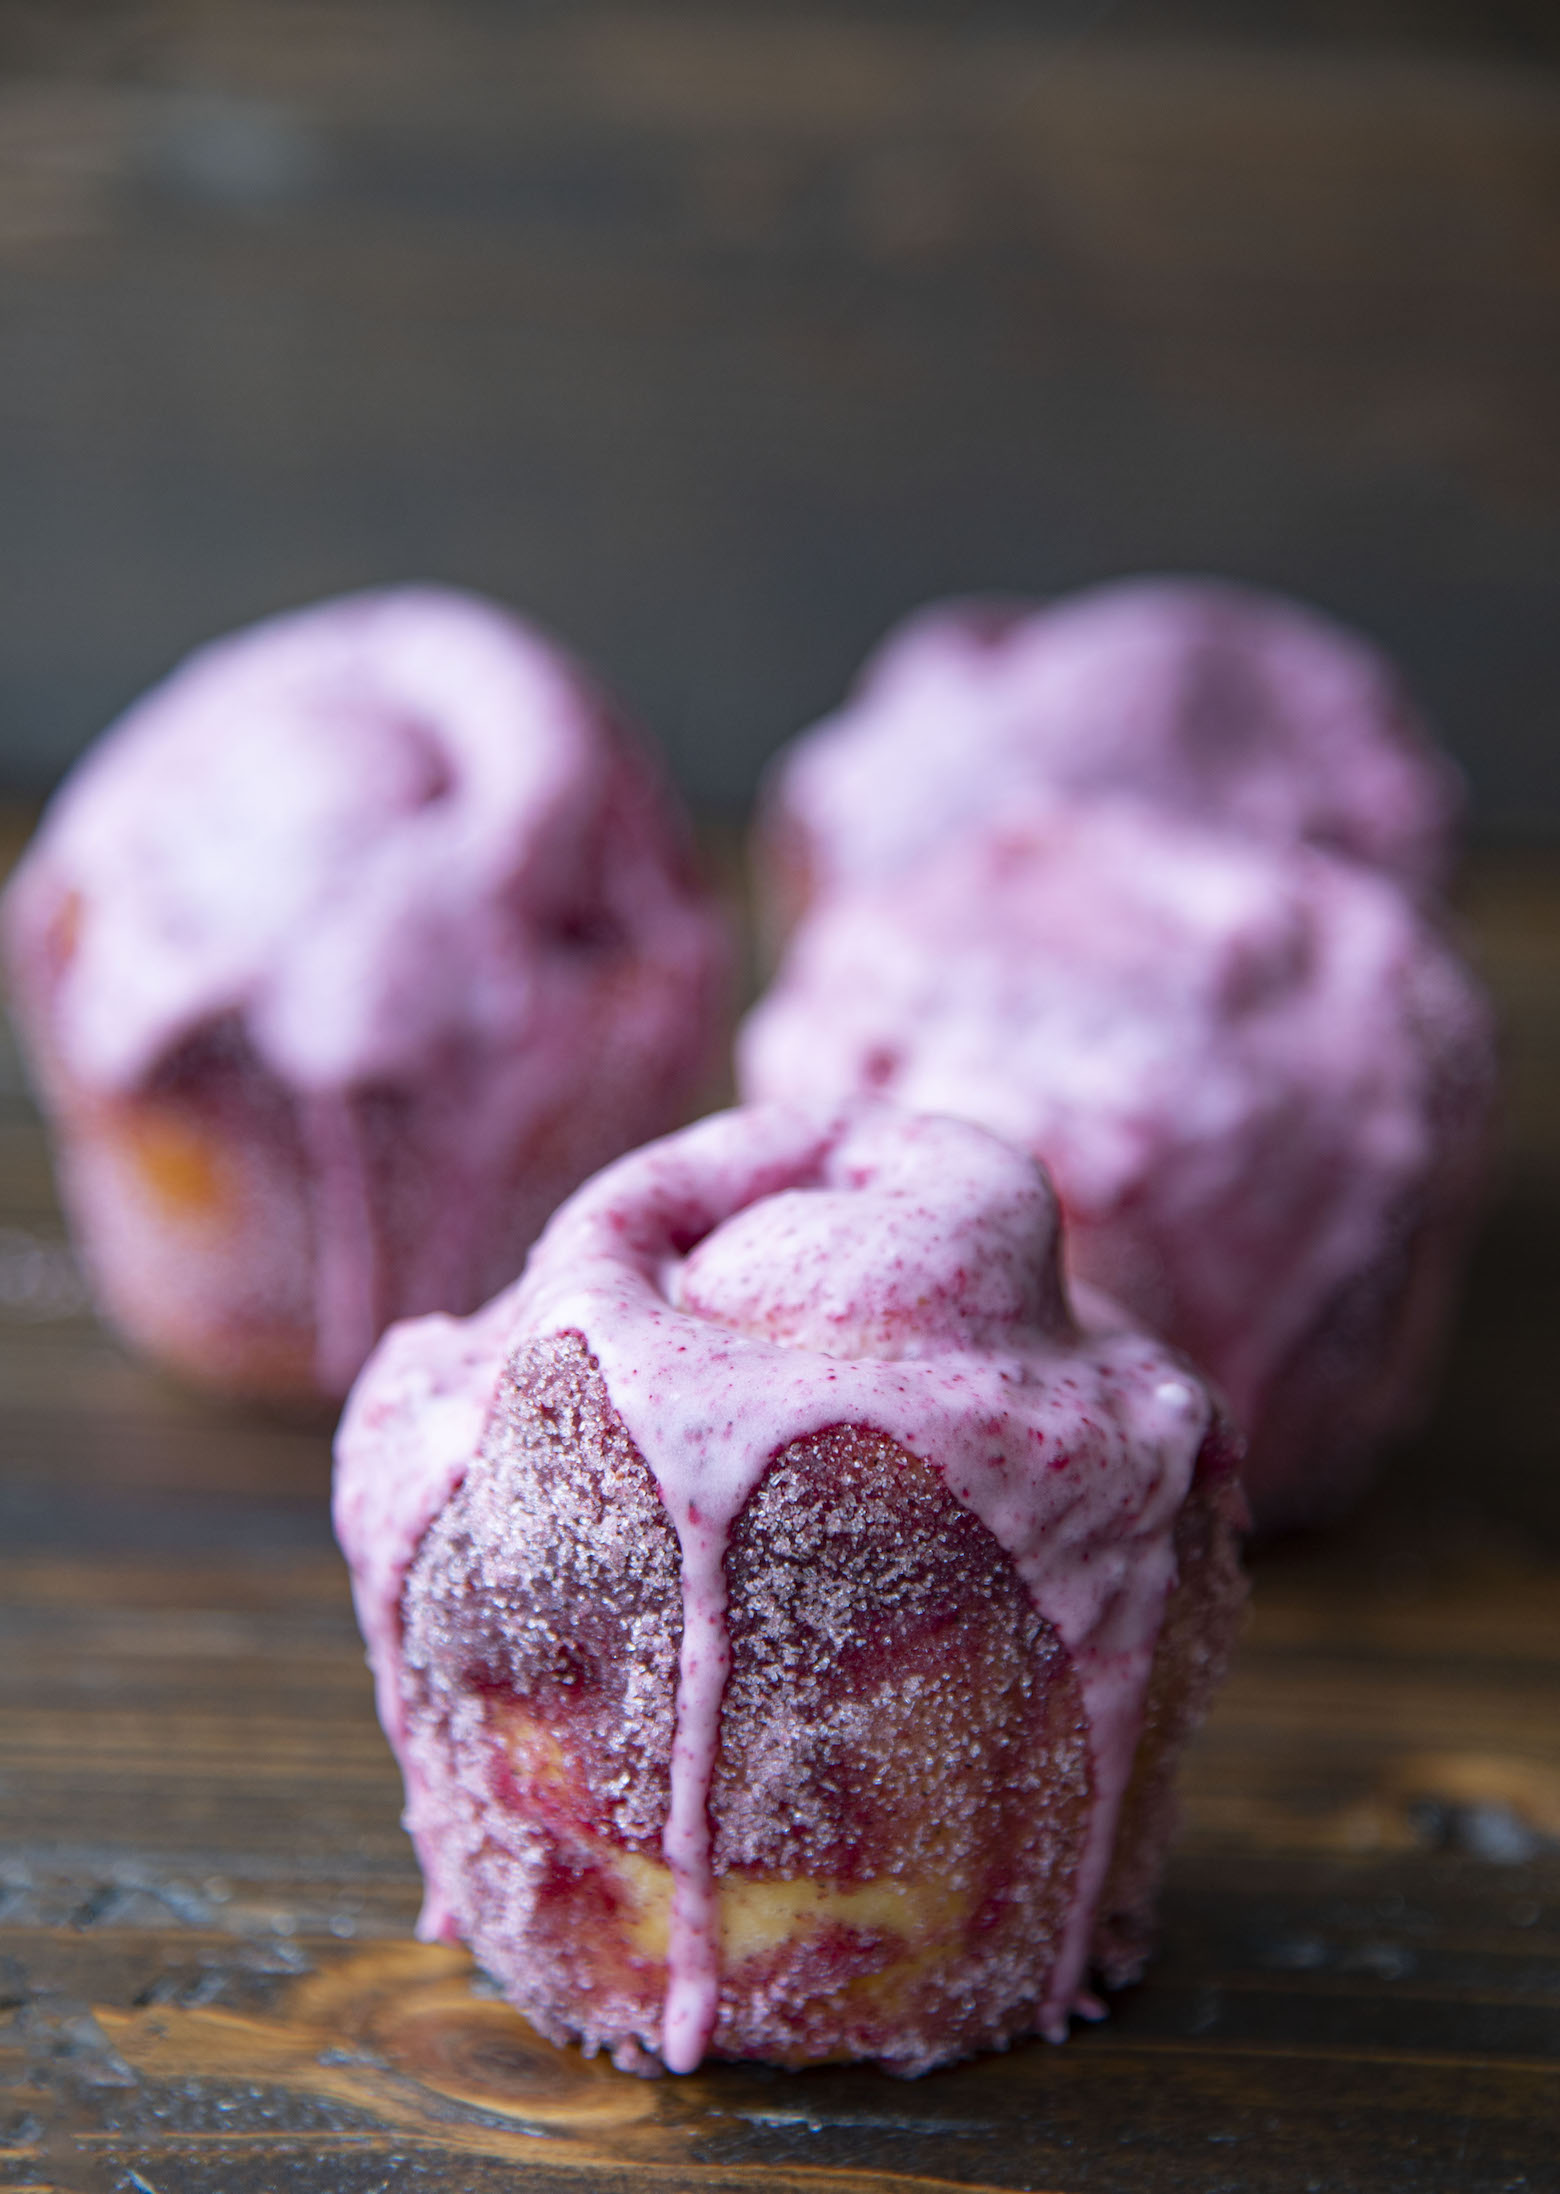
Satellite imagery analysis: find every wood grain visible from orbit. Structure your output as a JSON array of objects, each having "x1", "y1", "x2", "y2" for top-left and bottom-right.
[
  {"x1": 0, "y1": 829, "x2": 1558, "y2": 2188},
  {"x1": 0, "y1": 851, "x2": 1553, "y2": 2176}
]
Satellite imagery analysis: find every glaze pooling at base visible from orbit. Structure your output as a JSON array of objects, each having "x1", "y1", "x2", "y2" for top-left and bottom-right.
[{"x1": 335, "y1": 1101, "x2": 1221, "y2": 2069}]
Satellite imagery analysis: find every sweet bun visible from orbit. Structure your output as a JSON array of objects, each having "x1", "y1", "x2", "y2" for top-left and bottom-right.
[
  {"x1": 335, "y1": 1102, "x2": 1245, "y2": 2072},
  {"x1": 2, "y1": 587, "x2": 730, "y2": 1399},
  {"x1": 760, "y1": 577, "x2": 1461, "y2": 937}
]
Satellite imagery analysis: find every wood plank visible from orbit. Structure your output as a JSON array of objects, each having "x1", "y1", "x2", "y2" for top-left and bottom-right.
[{"x1": 0, "y1": 823, "x2": 1557, "y2": 2185}]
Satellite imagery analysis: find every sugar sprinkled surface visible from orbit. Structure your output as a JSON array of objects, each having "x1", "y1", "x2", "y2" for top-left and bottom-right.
[{"x1": 336, "y1": 1100, "x2": 1216, "y2": 2069}]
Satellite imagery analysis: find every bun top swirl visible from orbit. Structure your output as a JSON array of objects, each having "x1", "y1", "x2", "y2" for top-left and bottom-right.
[{"x1": 4, "y1": 585, "x2": 725, "y2": 1097}]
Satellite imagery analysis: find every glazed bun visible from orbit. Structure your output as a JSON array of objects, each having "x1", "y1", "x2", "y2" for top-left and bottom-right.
[
  {"x1": 2, "y1": 587, "x2": 730, "y2": 1399},
  {"x1": 760, "y1": 577, "x2": 1461, "y2": 937},
  {"x1": 336, "y1": 1102, "x2": 1245, "y2": 2073}
]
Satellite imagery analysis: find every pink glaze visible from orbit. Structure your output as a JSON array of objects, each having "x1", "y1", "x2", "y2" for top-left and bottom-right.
[
  {"x1": 335, "y1": 1100, "x2": 1219, "y2": 2069},
  {"x1": 738, "y1": 804, "x2": 1494, "y2": 1530},
  {"x1": 2, "y1": 586, "x2": 730, "y2": 1393},
  {"x1": 766, "y1": 578, "x2": 1461, "y2": 909}
]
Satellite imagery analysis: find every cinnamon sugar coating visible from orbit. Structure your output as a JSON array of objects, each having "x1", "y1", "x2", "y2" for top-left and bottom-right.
[
  {"x1": 400, "y1": 1331, "x2": 1243, "y2": 2074},
  {"x1": 1091, "y1": 1455, "x2": 1247, "y2": 1985},
  {"x1": 339, "y1": 1102, "x2": 1250, "y2": 2074}
]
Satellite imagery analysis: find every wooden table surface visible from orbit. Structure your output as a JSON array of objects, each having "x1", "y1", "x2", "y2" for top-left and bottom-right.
[{"x1": 1, "y1": 837, "x2": 1557, "y2": 2193}]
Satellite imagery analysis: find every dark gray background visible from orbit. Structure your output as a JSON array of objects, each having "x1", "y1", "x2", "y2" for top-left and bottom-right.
[{"x1": 1, "y1": 0, "x2": 1557, "y2": 830}]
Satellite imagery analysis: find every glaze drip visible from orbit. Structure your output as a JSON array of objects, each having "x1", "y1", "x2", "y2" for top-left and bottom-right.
[{"x1": 336, "y1": 1101, "x2": 1218, "y2": 2068}]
